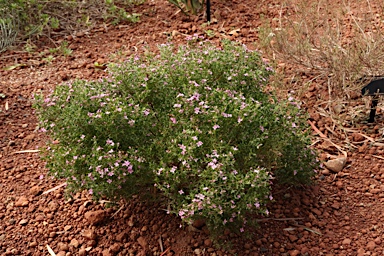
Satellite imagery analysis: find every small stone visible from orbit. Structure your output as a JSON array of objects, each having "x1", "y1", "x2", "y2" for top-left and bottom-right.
[
  {"x1": 351, "y1": 133, "x2": 365, "y2": 142},
  {"x1": 79, "y1": 249, "x2": 87, "y2": 256},
  {"x1": 324, "y1": 157, "x2": 347, "y2": 172},
  {"x1": 366, "y1": 240, "x2": 376, "y2": 250},
  {"x1": 57, "y1": 242, "x2": 69, "y2": 251},
  {"x1": 64, "y1": 225, "x2": 72, "y2": 231},
  {"x1": 82, "y1": 229, "x2": 97, "y2": 240},
  {"x1": 357, "y1": 248, "x2": 365, "y2": 256},
  {"x1": 24, "y1": 134, "x2": 35, "y2": 140},
  {"x1": 116, "y1": 231, "x2": 128, "y2": 242},
  {"x1": 192, "y1": 219, "x2": 205, "y2": 229},
  {"x1": 70, "y1": 238, "x2": 80, "y2": 248},
  {"x1": 194, "y1": 248, "x2": 202, "y2": 255},
  {"x1": 15, "y1": 196, "x2": 29, "y2": 207},
  {"x1": 374, "y1": 237, "x2": 382, "y2": 245},
  {"x1": 288, "y1": 235, "x2": 298, "y2": 242},
  {"x1": 152, "y1": 224, "x2": 159, "y2": 232},
  {"x1": 56, "y1": 251, "x2": 66, "y2": 256},
  {"x1": 110, "y1": 243, "x2": 121, "y2": 253},
  {"x1": 204, "y1": 239, "x2": 212, "y2": 247},
  {"x1": 312, "y1": 208, "x2": 322, "y2": 216},
  {"x1": 84, "y1": 210, "x2": 106, "y2": 225},
  {"x1": 289, "y1": 249, "x2": 300, "y2": 256},
  {"x1": 29, "y1": 186, "x2": 42, "y2": 196},
  {"x1": 102, "y1": 249, "x2": 113, "y2": 256},
  {"x1": 141, "y1": 226, "x2": 148, "y2": 232},
  {"x1": 342, "y1": 238, "x2": 351, "y2": 245},
  {"x1": 19, "y1": 219, "x2": 28, "y2": 226},
  {"x1": 29, "y1": 241, "x2": 37, "y2": 248},
  {"x1": 48, "y1": 201, "x2": 58, "y2": 212},
  {"x1": 137, "y1": 236, "x2": 148, "y2": 251}
]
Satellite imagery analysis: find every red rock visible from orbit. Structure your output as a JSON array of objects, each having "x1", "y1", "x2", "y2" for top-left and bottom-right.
[
  {"x1": 82, "y1": 229, "x2": 97, "y2": 240},
  {"x1": 288, "y1": 235, "x2": 298, "y2": 242},
  {"x1": 15, "y1": 196, "x2": 29, "y2": 207},
  {"x1": 84, "y1": 210, "x2": 106, "y2": 225},
  {"x1": 366, "y1": 241, "x2": 376, "y2": 250},
  {"x1": 289, "y1": 249, "x2": 300, "y2": 256},
  {"x1": 342, "y1": 238, "x2": 351, "y2": 245},
  {"x1": 192, "y1": 219, "x2": 205, "y2": 229}
]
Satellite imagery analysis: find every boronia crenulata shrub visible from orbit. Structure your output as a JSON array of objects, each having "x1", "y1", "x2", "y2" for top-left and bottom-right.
[{"x1": 33, "y1": 37, "x2": 319, "y2": 234}]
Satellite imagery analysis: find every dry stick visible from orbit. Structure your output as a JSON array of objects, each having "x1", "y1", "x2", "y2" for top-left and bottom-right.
[
  {"x1": 111, "y1": 204, "x2": 125, "y2": 218},
  {"x1": 255, "y1": 217, "x2": 304, "y2": 222},
  {"x1": 46, "y1": 245, "x2": 56, "y2": 256},
  {"x1": 343, "y1": 128, "x2": 375, "y2": 142},
  {"x1": 159, "y1": 247, "x2": 170, "y2": 256},
  {"x1": 12, "y1": 149, "x2": 40, "y2": 154},
  {"x1": 291, "y1": 223, "x2": 322, "y2": 235},
  {"x1": 308, "y1": 120, "x2": 327, "y2": 138},
  {"x1": 373, "y1": 155, "x2": 384, "y2": 160},
  {"x1": 308, "y1": 120, "x2": 347, "y2": 157},
  {"x1": 158, "y1": 236, "x2": 164, "y2": 252},
  {"x1": 42, "y1": 182, "x2": 67, "y2": 195}
]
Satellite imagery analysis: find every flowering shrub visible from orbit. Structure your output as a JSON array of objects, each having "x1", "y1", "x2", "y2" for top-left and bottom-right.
[{"x1": 34, "y1": 39, "x2": 318, "y2": 233}]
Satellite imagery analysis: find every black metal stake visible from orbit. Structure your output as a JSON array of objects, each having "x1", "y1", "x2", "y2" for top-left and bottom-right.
[
  {"x1": 206, "y1": 0, "x2": 211, "y2": 22},
  {"x1": 361, "y1": 77, "x2": 384, "y2": 123},
  {"x1": 369, "y1": 97, "x2": 379, "y2": 123}
]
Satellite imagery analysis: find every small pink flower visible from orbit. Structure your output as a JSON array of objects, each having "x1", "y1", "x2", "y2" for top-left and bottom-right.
[{"x1": 213, "y1": 124, "x2": 220, "y2": 130}]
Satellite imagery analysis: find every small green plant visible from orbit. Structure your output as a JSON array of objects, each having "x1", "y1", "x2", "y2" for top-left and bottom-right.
[
  {"x1": 205, "y1": 29, "x2": 215, "y2": 38},
  {"x1": 104, "y1": 0, "x2": 141, "y2": 25},
  {"x1": 42, "y1": 55, "x2": 55, "y2": 64},
  {"x1": 34, "y1": 38, "x2": 318, "y2": 234},
  {"x1": 59, "y1": 40, "x2": 72, "y2": 56},
  {"x1": 0, "y1": 0, "x2": 143, "y2": 50},
  {"x1": 168, "y1": 0, "x2": 204, "y2": 15}
]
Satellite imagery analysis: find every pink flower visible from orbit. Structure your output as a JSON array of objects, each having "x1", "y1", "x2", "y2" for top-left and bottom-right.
[{"x1": 213, "y1": 124, "x2": 220, "y2": 130}]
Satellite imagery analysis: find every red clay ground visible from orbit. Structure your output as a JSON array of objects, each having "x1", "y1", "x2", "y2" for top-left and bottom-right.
[{"x1": 1, "y1": 0, "x2": 384, "y2": 255}]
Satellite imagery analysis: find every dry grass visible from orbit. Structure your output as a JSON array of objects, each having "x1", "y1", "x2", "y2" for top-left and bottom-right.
[{"x1": 257, "y1": 0, "x2": 384, "y2": 127}]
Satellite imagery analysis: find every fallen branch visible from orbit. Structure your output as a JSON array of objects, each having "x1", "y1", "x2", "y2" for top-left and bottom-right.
[
  {"x1": 46, "y1": 245, "x2": 56, "y2": 256},
  {"x1": 308, "y1": 120, "x2": 327, "y2": 138},
  {"x1": 42, "y1": 182, "x2": 67, "y2": 195},
  {"x1": 12, "y1": 149, "x2": 40, "y2": 154},
  {"x1": 160, "y1": 247, "x2": 170, "y2": 256}
]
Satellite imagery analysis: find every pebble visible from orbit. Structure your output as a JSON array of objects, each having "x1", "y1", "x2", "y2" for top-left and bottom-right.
[
  {"x1": 15, "y1": 196, "x2": 29, "y2": 207},
  {"x1": 64, "y1": 225, "x2": 72, "y2": 231},
  {"x1": 70, "y1": 238, "x2": 80, "y2": 248},
  {"x1": 29, "y1": 185, "x2": 42, "y2": 196},
  {"x1": 192, "y1": 219, "x2": 205, "y2": 229},
  {"x1": 342, "y1": 238, "x2": 351, "y2": 245},
  {"x1": 366, "y1": 241, "x2": 376, "y2": 250},
  {"x1": 324, "y1": 157, "x2": 347, "y2": 173},
  {"x1": 289, "y1": 249, "x2": 300, "y2": 256},
  {"x1": 84, "y1": 210, "x2": 106, "y2": 225},
  {"x1": 57, "y1": 242, "x2": 69, "y2": 251},
  {"x1": 204, "y1": 239, "x2": 212, "y2": 247},
  {"x1": 19, "y1": 219, "x2": 28, "y2": 226},
  {"x1": 82, "y1": 229, "x2": 97, "y2": 240},
  {"x1": 288, "y1": 235, "x2": 298, "y2": 242},
  {"x1": 79, "y1": 248, "x2": 87, "y2": 256}
]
